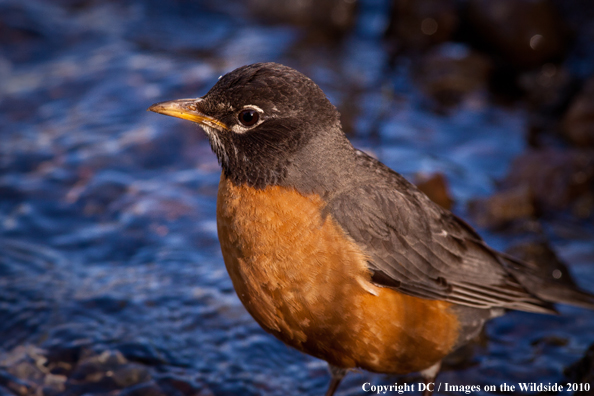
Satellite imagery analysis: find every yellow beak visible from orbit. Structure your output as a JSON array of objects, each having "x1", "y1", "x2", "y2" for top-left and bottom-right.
[{"x1": 147, "y1": 99, "x2": 228, "y2": 131}]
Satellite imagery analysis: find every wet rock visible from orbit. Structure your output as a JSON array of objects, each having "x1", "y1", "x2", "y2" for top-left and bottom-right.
[
  {"x1": 111, "y1": 363, "x2": 151, "y2": 388},
  {"x1": 11, "y1": 360, "x2": 43, "y2": 383},
  {"x1": 414, "y1": 172, "x2": 454, "y2": 210},
  {"x1": 467, "y1": 0, "x2": 567, "y2": 68},
  {"x1": 468, "y1": 185, "x2": 536, "y2": 229},
  {"x1": 563, "y1": 76, "x2": 594, "y2": 147},
  {"x1": 117, "y1": 343, "x2": 167, "y2": 366},
  {"x1": 0, "y1": 348, "x2": 157, "y2": 395},
  {"x1": 247, "y1": 0, "x2": 357, "y2": 37},
  {"x1": 1, "y1": 346, "x2": 47, "y2": 380},
  {"x1": 0, "y1": 346, "x2": 57, "y2": 395},
  {"x1": 471, "y1": 149, "x2": 594, "y2": 227},
  {"x1": 386, "y1": 0, "x2": 458, "y2": 50},
  {"x1": 43, "y1": 373, "x2": 67, "y2": 393},
  {"x1": 43, "y1": 343, "x2": 85, "y2": 373},
  {"x1": 69, "y1": 350, "x2": 128, "y2": 384},
  {"x1": 415, "y1": 43, "x2": 491, "y2": 106},
  {"x1": 0, "y1": 369, "x2": 31, "y2": 396},
  {"x1": 565, "y1": 343, "x2": 594, "y2": 395},
  {"x1": 518, "y1": 63, "x2": 576, "y2": 112},
  {"x1": 501, "y1": 149, "x2": 594, "y2": 218}
]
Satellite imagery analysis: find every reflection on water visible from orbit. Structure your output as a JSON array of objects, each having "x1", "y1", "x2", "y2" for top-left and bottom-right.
[{"x1": 1, "y1": 0, "x2": 594, "y2": 395}]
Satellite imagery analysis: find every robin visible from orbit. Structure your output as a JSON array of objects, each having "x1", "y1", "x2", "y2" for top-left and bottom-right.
[{"x1": 149, "y1": 62, "x2": 594, "y2": 396}]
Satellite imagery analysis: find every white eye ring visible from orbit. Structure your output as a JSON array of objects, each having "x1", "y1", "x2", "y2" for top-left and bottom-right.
[
  {"x1": 231, "y1": 105, "x2": 265, "y2": 133},
  {"x1": 241, "y1": 104, "x2": 264, "y2": 113}
]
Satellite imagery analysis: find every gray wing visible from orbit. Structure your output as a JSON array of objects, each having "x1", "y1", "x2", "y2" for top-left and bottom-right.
[{"x1": 328, "y1": 151, "x2": 593, "y2": 314}]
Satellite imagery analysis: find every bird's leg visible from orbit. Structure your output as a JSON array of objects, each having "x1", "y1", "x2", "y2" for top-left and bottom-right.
[
  {"x1": 325, "y1": 365, "x2": 348, "y2": 396},
  {"x1": 420, "y1": 361, "x2": 441, "y2": 396}
]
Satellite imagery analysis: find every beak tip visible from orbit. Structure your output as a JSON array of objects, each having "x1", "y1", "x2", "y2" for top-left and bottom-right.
[{"x1": 145, "y1": 99, "x2": 222, "y2": 129}]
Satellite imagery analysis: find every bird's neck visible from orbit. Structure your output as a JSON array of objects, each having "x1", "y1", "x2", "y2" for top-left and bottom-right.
[
  {"x1": 281, "y1": 129, "x2": 357, "y2": 198},
  {"x1": 219, "y1": 127, "x2": 357, "y2": 197}
]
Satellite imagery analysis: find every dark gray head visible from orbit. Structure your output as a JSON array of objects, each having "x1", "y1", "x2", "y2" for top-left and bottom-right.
[{"x1": 149, "y1": 62, "x2": 353, "y2": 190}]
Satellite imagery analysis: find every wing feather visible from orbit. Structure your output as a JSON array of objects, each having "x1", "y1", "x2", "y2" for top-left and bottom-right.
[{"x1": 328, "y1": 151, "x2": 557, "y2": 314}]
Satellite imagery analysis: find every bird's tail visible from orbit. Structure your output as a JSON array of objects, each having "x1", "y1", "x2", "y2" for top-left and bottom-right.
[
  {"x1": 531, "y1": 281, "x2": 594, "y2": 310},
  {"x1": 500, "y1": 254, "x2": 594, "y2": 311}
]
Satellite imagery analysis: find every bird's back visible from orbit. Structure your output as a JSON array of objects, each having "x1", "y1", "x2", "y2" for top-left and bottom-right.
[{"x1": 326, "y1": 150, "x2": 594, "y2": 313}]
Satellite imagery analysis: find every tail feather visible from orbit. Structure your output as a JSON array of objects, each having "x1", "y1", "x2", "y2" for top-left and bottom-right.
[
  {"x1": 500, "y1": 254, "x2": 594, "y2": 311},
  {"x1": 533, "y1": 282, "x2": 594, "y2": 310}
]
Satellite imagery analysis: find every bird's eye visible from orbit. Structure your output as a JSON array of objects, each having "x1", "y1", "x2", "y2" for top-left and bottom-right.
[{"x1": 238, "y1": 109, "x2": 259, "y2": 127}]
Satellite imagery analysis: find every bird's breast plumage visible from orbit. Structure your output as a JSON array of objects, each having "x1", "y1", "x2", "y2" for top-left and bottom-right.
[{"x1": 215, "y1": 173, "x2": 460, "y2": 373}]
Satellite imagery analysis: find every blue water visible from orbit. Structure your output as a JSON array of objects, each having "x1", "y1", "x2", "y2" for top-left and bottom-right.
[{"x1": 1, "y1": 0, "x2": 593, "y2": 395}]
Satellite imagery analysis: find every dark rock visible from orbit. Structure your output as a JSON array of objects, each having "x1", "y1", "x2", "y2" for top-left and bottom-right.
[
  {"x1": 563, "y1": 76, "x2": 594, "y2": 147},
  {"x1": 518, "y1": 63, "x2": 576, "y2": 113},
  {"x1": 111, "y1": 363, "x2": 151, "y2": 388},
  {"x1": 0, "y1": 369, "x2": 31, "y2": 396},
  {"x1": 386, "y1": 0, "x2": 458, "y2": 50},
  {"x1": 69, "y1": 350, "x2": 127, "y2": 382},
  {"x1": 469, "y1": 149, "x2": 594, "y2": 228},
  {"x1": 117, "y1": 343, "x2": 167, "y2": 366},
  {"x1": 0, "y1": 346, "x2": 70, "y2": 394},
  {"x1": 415, "y1": 43, "x2": 491, "y2": 106},
  {"x1": 0, "y1": 346, "x2": 167, "y2": 395},
  {"x1": 565, "y1": 343, "x2": 594, "y2": 395},
  {"x1": 501, "y1": 149, "x2": 594, "y2": 217},
  {"x1": 414, "y1": 172, "x2": 454, "y2": 210},
  {"x1": 247, "y1": 0, "x2": 357, "y2": 37},
  {"x1": 468, "y1": 0, "x2": 567, "y2": 68},
  {"x1": 41, "y1": 373, "x2": 67, "y2": 393},
  {"x1": 1, "y1": 346, "x2": 47, "y2": 384},
  {"x1": 469, "y1": 149, "x2": 594, "y2": 227},
  {"x1": 44, "y1": 344, "x2": 83, "y2": 368}
]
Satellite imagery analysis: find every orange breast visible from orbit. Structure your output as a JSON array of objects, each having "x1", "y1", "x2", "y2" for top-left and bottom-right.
[{"x1": 216, "y1": 174, "x2": 460, "y2": 374}]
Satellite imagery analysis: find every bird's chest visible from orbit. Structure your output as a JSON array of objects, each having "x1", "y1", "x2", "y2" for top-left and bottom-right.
[
  {"x1": 215, "y1": 174, "x2": 460, "y2": 373},
  {"x1": 215, "y1": 174, "x2": 372, "y2": 348}
]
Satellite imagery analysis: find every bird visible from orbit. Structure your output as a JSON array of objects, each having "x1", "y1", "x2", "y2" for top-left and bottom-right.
[{"x1": 148, "y1": 62, "x2": 594, "y2": 396}]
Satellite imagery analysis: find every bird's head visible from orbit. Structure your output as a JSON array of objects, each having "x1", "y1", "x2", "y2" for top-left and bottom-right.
[{"x1": 149, "y1": 62, "x2": 348, "y2": 190}]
